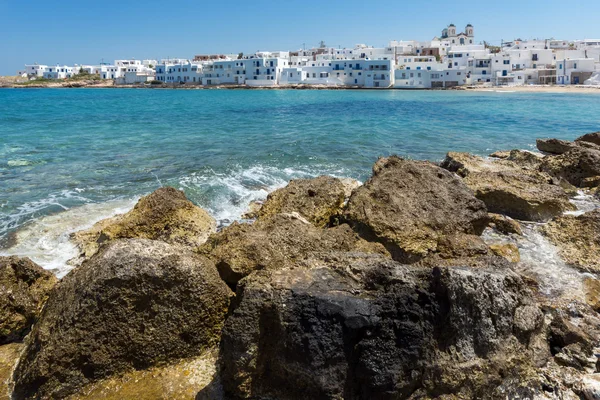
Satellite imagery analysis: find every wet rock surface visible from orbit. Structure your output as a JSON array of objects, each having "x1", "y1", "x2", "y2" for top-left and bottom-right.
[
  {"x1": 488, "y1": 213, "x2": 523, "y2": 235},
  {"x1": 12, "y1": 239, "x2": 232, "y2": 399},
  {"x1": 0, "y1": 256, "x2": 57, "y2": 344},
  {"x1": 220, "y1": 253, "x2": 545, "y2": 399},
  {"x1": 256, "y1": 176, "x2": 346, "y2": 227},
  {"x1": 71, "y1": 187, "x2": 216, "y2": 261},
  {"x1": 345, "y1": 156, "x2": 489, "y2": 263},
  {"x1": 542, "y1": 209, "x2": 600, "y2": 273}
]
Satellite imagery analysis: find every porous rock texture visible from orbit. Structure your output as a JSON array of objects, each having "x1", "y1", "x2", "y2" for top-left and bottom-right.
[
  {"x1": 71, "y1": 187, "x2": 216, "y2": 261},
  {"x1": 575, "y1": 131, "x2": 600, "y2": 146},
  {"x1": 441, "y1": 152, "x2": 574, "y2": 222},
  {"x1": 536, "y1": 138, "x2": 579, "y2": 155},
  {"x1": 219, "y1": 252, "x2": 546, "y2": 399},
  {"x1": 12, "y1": 239, "x2": 232, "y2": 400},
  {"x1": 488, "y1": 213, "x2": 523, "y2": 235},
  {"x1": 0, "y1": 256, "x2": 57, "y2": 344},
  {"x1": 462, "y1": 170, "x2": 575, "y2": 222},
  {"x1": 540, "y1": 147, "x2": 600, "y2": 187},
  {"x1": 256, "y1": 176, "x2": 347, "y2": 227},
  {"x1": 541, "y1": 209, "x2": 600, "y2": 273},
  {"x1": 344, "y1": 156, "x2": 489, "y2": 263},
  {"x1": 200, "y1": 213, "x2": 388, "y2": 287}
]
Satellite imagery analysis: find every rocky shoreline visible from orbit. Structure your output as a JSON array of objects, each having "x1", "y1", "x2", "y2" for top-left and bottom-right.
[{"x1": 2, "y1": 132, "x2": 600, "y2": 399}]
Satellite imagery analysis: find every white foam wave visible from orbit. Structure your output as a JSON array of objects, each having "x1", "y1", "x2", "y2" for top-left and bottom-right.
[
  {"x1": 0, "y1": 198, "x2": 137, "y2": 278},
  {"x1": 1, "y1": 164, "x2": 357, "y2": 277},
  {"x1": 568, "y1": 190, "x2": 599, "y2": 214},
  {"x1": 0, "y1": 189, "x2": 92, "y2": 239},
  {"x1": 483, "y1": 225, "x2": 586, "y2": 302},
  {"x1": 179, "y1": 164, "x2": 355, "y2": 226}
]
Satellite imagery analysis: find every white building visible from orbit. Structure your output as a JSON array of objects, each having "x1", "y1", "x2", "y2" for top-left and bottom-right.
[
  {"x1": 24, "y1": 64, "x2": 48, "y2": 78},
  {"x1": 556, "y1": 58, "x2": 596, "y2": 84},
  {"x1": 43, "y1": 65, "x2": 76, "y2": 79}
]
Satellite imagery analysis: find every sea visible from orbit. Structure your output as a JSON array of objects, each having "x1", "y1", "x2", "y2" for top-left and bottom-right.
[{"x1": 1, "y1": 88, "x2": 600, "y2": 277}]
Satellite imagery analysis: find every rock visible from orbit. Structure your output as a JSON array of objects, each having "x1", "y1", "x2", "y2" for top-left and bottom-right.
[
  {"x1": 548, "y1": 313, "x2": 594, "y2": 371},
  {"x1": 583, "y1": 278, "x2": 600, "y2": 312},
  {"x1": 71, "y1": 187, "x2": 216, "y2": 261},
  {"x1": 540, "y1": 147, "x2": 600, "y2": 187},
  {"x1": 488, "y1": 213, "x2": 523, "y2": 235},
  {"x1": 345, "y1": 156, "x2": 489, "y2": 263},
  {"x1": 441, "y1": 152, "x2": 509, "y2": 177},
  {"x1": 506, "y1": 149, "x2": 543, "y2": 169},
  {"x1": 200, "y1": 213, "x2": 388, "y2": 287},
  {"x1": 0, "y1": 256, "x2": 57, "y2": 344},
  {"x1": 338, "y1": 177, "x2": 362, "y2": 198},
  {"x1": 0, "y1": 343, "x2": 24, "y2": 400},
  {"x1": 579, "y1": 374, "x2": 600, "y2": 400},
  {"x1": 541, "y1": 209, "x2": 600, "y2": 273},
  {"x1": 575, "y1": 131, "x2": 600, "y2": 146},
  {"x1": 463, "y1": 170, "x2": 575, "y2": 222},
  {"x1": 257, "y1": 176, "x2": 346, "y2": 228},
  {"x1": 489, "y1": 150, "x2": 510, "y2": 159},
  {"x1": 536, "y1": 138, "x2": 576, "y2": 154},
  {"x1": 66, "y1": 348, "x2": 222, "y2": 400},
  {"x1": 490, "y1": 243, "x2": 521, "y2": 263},
  {"x1": 581, "y1": 176, "x2": 600, "y2": 188},
  {"x1": 220, "y1": 253, "x2": 545, "y2": 399},
  {"x1": 12, "y1": 239, "x2": 232, "y2": 399},
  {"x1": 418, "y1": 233, "x2": 513, "y2": 269},
  {"x1": 241, "y1": 200, "x2": 263, "y2": 219}
]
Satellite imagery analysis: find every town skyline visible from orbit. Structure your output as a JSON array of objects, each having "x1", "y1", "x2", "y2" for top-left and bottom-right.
[{"x1": 2, "y1": 0, "x2": 600, "y2": 76}]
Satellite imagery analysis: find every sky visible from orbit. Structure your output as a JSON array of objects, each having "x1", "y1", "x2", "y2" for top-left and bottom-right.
[{"x1": 1, "y1": 0, "x2": 600, "y2": 75}]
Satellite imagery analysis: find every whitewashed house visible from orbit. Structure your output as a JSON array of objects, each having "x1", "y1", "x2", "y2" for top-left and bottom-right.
[
  {"x1": 43, "y1": 65, "x2": 76, "y2": 79},
  {"x1": 556, "y1": 58, "x2": 596, "y2": 84},
  {"x1": 24, "y1": 64, "x2": 48, "y2": 78},
  {"x1": 100, "y1": 65, "x2": 121, "y2": 80},
  {"x1": 244, "y1": 57, "x2": 287, "y2": 87}
]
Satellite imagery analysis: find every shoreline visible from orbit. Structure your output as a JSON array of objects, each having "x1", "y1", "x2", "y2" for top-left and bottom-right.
[{"x1": 2, "y1": 81, "x2": 600, "y2": 93}]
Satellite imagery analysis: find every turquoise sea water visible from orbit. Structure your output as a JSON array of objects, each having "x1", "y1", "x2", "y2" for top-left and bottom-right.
[{"x1": 1, "y1": 88, "x2": 599, "y2": 273}]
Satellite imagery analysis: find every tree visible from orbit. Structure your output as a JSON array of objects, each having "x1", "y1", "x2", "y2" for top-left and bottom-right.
[{"x1": 238, "y1": 52, "x2": 244, "y2": 60}]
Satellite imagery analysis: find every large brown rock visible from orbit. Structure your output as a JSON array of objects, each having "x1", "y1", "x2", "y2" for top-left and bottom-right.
[
  {"x1": 12, "y1": 239, "x2": 232, "y2": 400},
  {"x1": 541, "y1": 209, "x2": 600, "y2": 273},
  {"x1": 71, "y1": 187, "x2": 216, "y2": 261},
  {"x1": 200, "y1": 213, "x2": 388, "y2": 287},
  {"x1": 540, "y1": 147, "x2": 600, "y2": 187},
  {"x1": 220, "y1": 253, "x2": 545, "y2": 399},
  {"x1": 441, "y1": 151, "x2": 542, "y2": 179},
  {"x1": 536, "y1": 138, "x2": 577, "y2": 155},
  {"x1": 463, "y1": 170, "x2": 575, "y2": 222},
  {"x1": 575, "y1": 131, "x2": 600, "y2": 146},
  {"x1": 257, "y1": 176, "x2": 346, "y2": 227},
  {"x1": 344, "y1": 156, "x2": 489, "y2": 263},
  {"x1": 441, "y1": 152, "x2": 514, "y2": 177},
  {"x1": 0, "y1": 256, "x2": 57, "y2": 344}
]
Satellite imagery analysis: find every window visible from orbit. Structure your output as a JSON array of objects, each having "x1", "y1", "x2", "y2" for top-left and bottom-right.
[{"x1": 574, "y1": 63, "x2": 577, "y2": 69}]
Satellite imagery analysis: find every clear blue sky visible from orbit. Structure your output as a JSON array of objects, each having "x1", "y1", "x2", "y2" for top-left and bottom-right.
[{"x1": 1, "y1": 0, "x2": 599, "y2": 75}]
